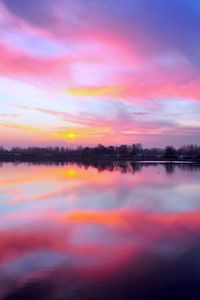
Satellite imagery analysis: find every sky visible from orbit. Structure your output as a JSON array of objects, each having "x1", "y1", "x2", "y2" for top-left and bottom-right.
[{"x1": 0, "y1": 0, "x2": 200, "y2": 148}]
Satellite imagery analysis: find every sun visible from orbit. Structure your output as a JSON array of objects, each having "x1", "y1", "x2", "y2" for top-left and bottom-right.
[{"x1": 66, "y1": 132, "x2": 76, "y2": 139}]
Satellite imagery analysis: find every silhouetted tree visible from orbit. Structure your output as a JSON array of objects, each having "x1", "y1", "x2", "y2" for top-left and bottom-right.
[
  {"x1": 164, "y1": 146, "x2": 177, "y2": 159},
  {"x1": 131, "y1": 144, "x2": 143, "y2": 157}
]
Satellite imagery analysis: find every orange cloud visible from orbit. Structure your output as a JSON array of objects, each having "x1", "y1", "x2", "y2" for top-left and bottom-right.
[
  {"x1": 0, "y1": 121, "x2": 41, "y2": 132},
  {"x1": 66, "y1": 210, "x2": 124, "y2": 226}
]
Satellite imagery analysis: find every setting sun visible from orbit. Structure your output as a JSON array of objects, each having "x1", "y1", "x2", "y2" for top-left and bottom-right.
[{"x1": 67, "y1": 133, "x2": 76, "y2": 139}]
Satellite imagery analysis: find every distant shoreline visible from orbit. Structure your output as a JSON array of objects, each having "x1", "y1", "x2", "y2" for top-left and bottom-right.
[{"x1": 0, "y1": 144, "x2": 199, "y2": 164}]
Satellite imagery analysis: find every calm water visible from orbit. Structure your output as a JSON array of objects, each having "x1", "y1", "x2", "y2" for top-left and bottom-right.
[{"x1": 0, "y1": 162, "x2": 200, "y2": 299}]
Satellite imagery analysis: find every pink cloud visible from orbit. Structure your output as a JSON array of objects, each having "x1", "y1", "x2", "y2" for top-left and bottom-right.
[{"x1": 0, "y1": 44, "x2": 71, "y2": 82}]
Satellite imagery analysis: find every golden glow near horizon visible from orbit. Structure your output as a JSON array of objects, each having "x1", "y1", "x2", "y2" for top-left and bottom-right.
[{"x1": 66, "y1": 133, "x2": 77, "y2": 139}]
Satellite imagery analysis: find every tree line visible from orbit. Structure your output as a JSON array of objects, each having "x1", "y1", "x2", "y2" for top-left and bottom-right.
[{"x1": 0, "y1": 144, "x2": 199, "y2": 161}]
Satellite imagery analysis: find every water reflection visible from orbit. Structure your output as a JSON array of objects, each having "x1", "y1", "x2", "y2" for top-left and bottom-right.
[
  {"x1": 0, "y1": 162, "x2": 200, "y2": 299},
  {"x1": 1, "y1": 160, "x2": 200, "y2": 174}
]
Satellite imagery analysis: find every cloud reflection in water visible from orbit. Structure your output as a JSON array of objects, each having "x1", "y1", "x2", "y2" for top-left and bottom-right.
[{"x1": 0, "y1": 162, "x2": 200, "y2": 299}]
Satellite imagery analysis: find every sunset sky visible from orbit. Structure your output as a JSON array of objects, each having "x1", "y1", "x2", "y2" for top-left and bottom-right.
[{"x1": 0, "y1": 0, "x2": 200, "y2": 148}]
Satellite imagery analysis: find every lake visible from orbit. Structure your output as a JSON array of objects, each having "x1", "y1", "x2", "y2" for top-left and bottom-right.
[{"x1": 0, "y1": 162, "x2": 200, "y2": 299}]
